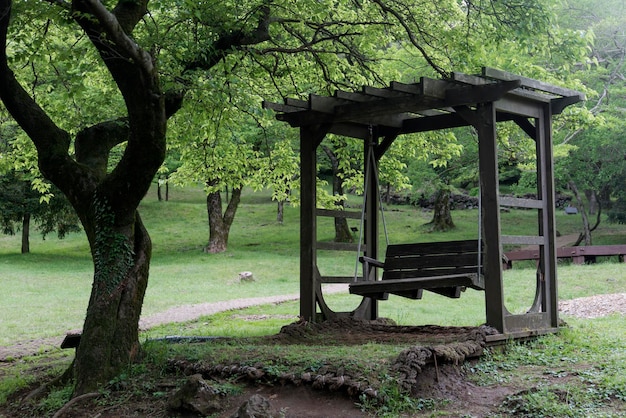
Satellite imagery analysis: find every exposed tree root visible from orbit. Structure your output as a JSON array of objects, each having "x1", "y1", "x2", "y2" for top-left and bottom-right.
[
  {"x1": 51, "y1": 392, "x2": 100, "y2": 418},
  {"x1": 23, "y1": 360, "x2": 75, "y2": 404}
]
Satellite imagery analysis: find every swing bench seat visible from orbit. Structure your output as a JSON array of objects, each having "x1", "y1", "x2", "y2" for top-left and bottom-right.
[{"x1": 349, "y1": 239, "x2": 485, "y2": 300}]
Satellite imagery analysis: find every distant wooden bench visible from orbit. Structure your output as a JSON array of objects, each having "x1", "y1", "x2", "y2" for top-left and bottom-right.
[
  {"x1": 503, "y1": 244, "x2": 626, "y2": 269},
  {"x1": 349, "y1": 239, "x2": 485, "y2": 300},
  {"x1": 61, "y1": 333, "x2": 81, "y2": 349}
]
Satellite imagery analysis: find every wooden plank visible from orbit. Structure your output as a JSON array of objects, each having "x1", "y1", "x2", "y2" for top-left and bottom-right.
[
  {"x1": 494, "y1": 95, "x2": 542, "y2": 118},
  {"x1": 499, "y1": 196, "x2": 543, "y2": 209},
  {"x1": 311, "y1": 93, "x2": 414, "y2": 128},
  {"x1": 485, "y1": 327, "x2": 559, "y2": 344},
  {"x1": 319, "y1": 276, "x2": 359, "y2": 283},
  {"x1": 316, "y1": 208, "x2": 363, "y2": 219},
  {"x1": 501, "y1": 235, "x2": 545, "y2": 245},
  {"x1": 421, "y1": 77, "x2": 458, "y2": 99},
  {"x1": 551, "y1": 95, "x2": 583, "y2": 115},
  {"x1": 335, "y1": 90, "x2": 422, "y2": 127},
  {"x1": 384, "y1": 266, "x2": 481, "y2": 281},
  {"x1": 402, "y1": 112, "x2": 470, "y2": 133},
  {"x1": 285, "y1": 97, "x2": 308, "y2": 108},
  {"x1": 504, "y1": 245, "x2": 626, "y2": 268},
  {"x1": 349, "y1": 273, "x2": 483, "y2": 296},
  {"x1": 453, "y1": 71, "x2": 554, "y2": 103},
  {"x1": 505, "y1": 249, "x2": 541, "y2": 261},
  {"x1": 326, "y1": 122, "x2": 370, "y2": 139},
  {"x1": 276, "y1": 110, "x2": 334, "y2": 127},
  {"x1": 309, "y1": 94, "x2": 351, "y2": 113},
  {"x1": 445, "y1": 80, "x2": 521, "y2": 105},
  {"x1": 512, "y1": 116, "x2": 537, "y2": 140},
  {"x1": 567, "y1": 244, "x2": 626, "y2": 257},
  {"x1": 334, "y1": 96, "x2": 439, "y2": 123},
  {"x1": 390, "y1": 289, "x2": 424, "y2": 299},
  {"x1": 427, "y1": 287, "x2": 464, "y2": 298},
  {"x1": 389, "y1": 81, "x2": 422, "y2": 94},
  {"x1": 362, "y1": 85, "x2": 410, "y2": 98},
  {"x1": 385, "y1": 253, "x2": 480, "y2": 270},
  {"x1": 262, "y1": 100, "x2": 304, "y2": 113},
  {"x1": 483, "y1": 67, "x2": 585, "y2": 100},
  {"x1": 386, "y1": 240, "x2": 481, "y2": 256},
  {"x1": 335, "y1": 90, "x2": 378, "y2": 102},
  {"x1": 300, "y1": 126, "x2": 325, "y2": 321}
]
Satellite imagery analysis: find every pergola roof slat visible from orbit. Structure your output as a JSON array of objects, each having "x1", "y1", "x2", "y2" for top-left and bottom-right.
[
  {"x1": 483, "y1": 67, "x2": 586, "y2": 100},
  {"x1": 265, "y1": 67, "x2": 585, "y2": 132},
  {"x1": 389, "y1": 81, "x2": 422, "y2": 94},
  {"x1": 285, "y1": 97, "x2": 308, "y2": 108},
  {"x1": 361, "y1": 85, "x2": 411, "y2": 98}
]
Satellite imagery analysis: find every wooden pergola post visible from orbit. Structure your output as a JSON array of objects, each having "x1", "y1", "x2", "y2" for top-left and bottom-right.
[
  {"x1": 537, "y1": 103, "x2": 559, "y2": 328},
  {"x1": 363, "y1": 132, "x2": 379, "y2": 320},
  {"x1": 475, "y1": 103, "x2": 506, "y2": 332},
  {"x1": 299, "y1": 124, "x2": 329, "y2": 321}
]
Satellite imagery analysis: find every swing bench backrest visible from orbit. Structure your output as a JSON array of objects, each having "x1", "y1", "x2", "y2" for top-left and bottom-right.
[
  {"x1": 351, "y1": 239, "x2": 485, "y2": 300},
  {"x1": 382, "y1": 239, "x2": 483, "y2": 281}
]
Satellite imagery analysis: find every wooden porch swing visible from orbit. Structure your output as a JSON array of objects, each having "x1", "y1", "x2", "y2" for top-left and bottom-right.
[
  {"x1": 350, "y1": 140, "x2": 485, "y2": 301},
  {"x1": 263, "y1": 67, "x2": 584, "y2": 340}
]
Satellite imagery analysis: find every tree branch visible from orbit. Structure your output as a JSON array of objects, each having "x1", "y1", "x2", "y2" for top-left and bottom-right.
[
  {"x1": 370, "y1": 0, "x2": 447, "y2": 77},
  {"x1": 0, "y1": 0, "x2": 76, "y2": 185},
  {"x1": 184, "y1": 3, "x2": 271, "y2": 72},
  {"x1": 72, "y1": 0, "x2": 153, "y2": 76},
  {"x1": 75, "y1": 119, "x2": 129, "y2": 179}
]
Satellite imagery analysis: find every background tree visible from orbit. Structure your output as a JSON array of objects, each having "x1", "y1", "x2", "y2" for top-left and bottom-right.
[
  {"x1": 0, "y1": 170, "x2": 80, "y2": 253},
  {"x1": 552, "y1": 0, "x2": 626, "y2": 241}
]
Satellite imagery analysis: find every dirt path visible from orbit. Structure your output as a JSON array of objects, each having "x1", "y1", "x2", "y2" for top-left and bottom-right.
[
  {"x1": 0, "y1": 284, "x2": 348, "y2": 362},
  {"x1": 2, "y1": 281, "x2": 624, "y2": 362}
]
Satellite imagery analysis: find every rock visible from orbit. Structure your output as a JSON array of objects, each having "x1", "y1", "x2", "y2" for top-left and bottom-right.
[
  {"x1": 167, "y1": 374, "x2": 223, "y2": 416},
  {"x1": 231, "y1": 394, "x2": 274, "y2": 418},
  {"x1": 239, "y1": 271, "x2": 255, "y2": 282}
]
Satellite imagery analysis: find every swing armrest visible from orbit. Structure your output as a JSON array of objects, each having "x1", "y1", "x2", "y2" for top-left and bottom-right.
[{"x1": 359, "y1": 256, "x2": 384, "y2": 269}]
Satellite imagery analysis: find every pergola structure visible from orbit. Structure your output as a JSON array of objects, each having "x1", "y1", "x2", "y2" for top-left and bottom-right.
[{"x1": 263, "y1": 67, "x2": 584, "y2": 339}]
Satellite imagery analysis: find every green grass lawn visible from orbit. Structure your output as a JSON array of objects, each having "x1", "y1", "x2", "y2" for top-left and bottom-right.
[{"x1": 1, "y1": 185, "x2": 625, "y2": 346}]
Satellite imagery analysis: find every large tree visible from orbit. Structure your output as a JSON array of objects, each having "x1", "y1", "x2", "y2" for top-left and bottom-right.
[
  {"x1": 0, "y1": 0, "x2": 567, "y2": 400},
  {"x1": 0, "y1": 0, "x2": 172, "y2": 396}
]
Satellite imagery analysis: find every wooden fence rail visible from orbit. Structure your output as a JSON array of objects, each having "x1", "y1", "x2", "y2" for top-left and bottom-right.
[{"x1": 503, "y1": 245, "x2": 626, "y2": 269}]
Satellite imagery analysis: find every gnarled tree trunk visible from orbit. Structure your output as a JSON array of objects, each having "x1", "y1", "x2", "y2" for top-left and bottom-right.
[
  {"x1": 322, "y1": 145, "x2": 353, "y2": 243},
  {"x1": 569, "y1": 181, "x2": 602, "y2": 247},
  {"x1": 74, "y1": 210, "x2": 151, "y2": 395},
  {"x1": 428, "y1": 188, "x2": 455, "y2": 232}
]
